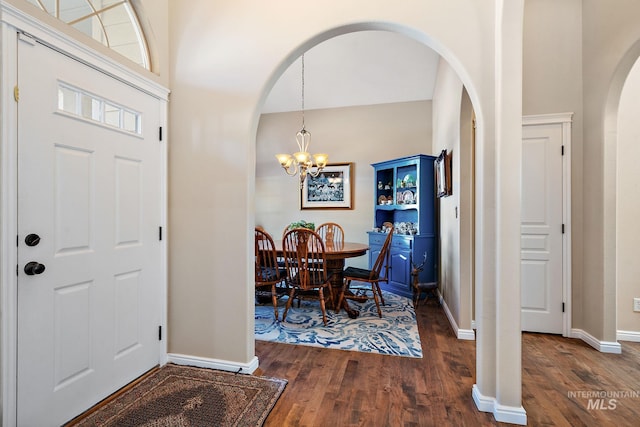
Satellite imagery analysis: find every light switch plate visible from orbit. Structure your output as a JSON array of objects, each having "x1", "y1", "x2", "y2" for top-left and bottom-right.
[{"x1": 634, "y1": 298, "x2": 640, "y2": 312}]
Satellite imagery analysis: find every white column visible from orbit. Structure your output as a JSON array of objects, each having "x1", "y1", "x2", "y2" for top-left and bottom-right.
[{"x1": 473, "y1": 0, "x2": 527, "y2": 425}]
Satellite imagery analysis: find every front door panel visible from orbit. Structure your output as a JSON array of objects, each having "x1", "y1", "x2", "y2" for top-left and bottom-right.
[{"x1": 16, "y1": 36, "x2": 162, "y2": 426}]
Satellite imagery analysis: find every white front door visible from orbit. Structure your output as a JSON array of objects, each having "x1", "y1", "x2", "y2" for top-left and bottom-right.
[
  {"x1": 17, "y1": 35, "x2": 163, "y2": 426},
  {"x1": 521, "y1": 122, "x2": 564, "y2": 333}
]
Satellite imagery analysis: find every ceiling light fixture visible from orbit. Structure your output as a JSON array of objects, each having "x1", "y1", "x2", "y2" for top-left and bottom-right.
[{"x1": 275, "y1": 54, "x2": 328, "y2": 188}]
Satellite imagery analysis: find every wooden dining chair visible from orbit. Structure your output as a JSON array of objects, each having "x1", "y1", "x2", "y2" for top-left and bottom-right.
[
  {"x1": 337, "y1": 227, "x2": 394, "y2": 318},
  {"x1": 315, "y1": 222, "x2": 345, "y2": 247},
  {"x1": 281, "y1": 228, "x2": 334, "y2": 326},
  {"x1": 255, "y1": 227, "x2": 287, "y2": 320}
]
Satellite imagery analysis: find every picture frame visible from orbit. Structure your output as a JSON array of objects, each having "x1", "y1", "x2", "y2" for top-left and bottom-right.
[
  {"x1": 301, "y1": 162, "x2": 354, "y2": 210},
  {"x1": 435, "y1": 149, "x2": 452, "y2": 198}
]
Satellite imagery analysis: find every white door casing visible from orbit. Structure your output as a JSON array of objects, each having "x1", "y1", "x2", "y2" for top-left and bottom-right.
[
  {"x1": 16, "y1": 34, "x2": 165, "y2": 426},
  {"x1": 521, "y1": 113, "x2": 572, "y2": 335}
]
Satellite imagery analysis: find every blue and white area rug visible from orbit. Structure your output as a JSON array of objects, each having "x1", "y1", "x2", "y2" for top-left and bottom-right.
[{"x1": 255, "y1": 290, "x2": 423, "y2": 358}]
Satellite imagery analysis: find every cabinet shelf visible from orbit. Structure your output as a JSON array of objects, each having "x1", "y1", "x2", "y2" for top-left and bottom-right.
[{"x1": 375, "y1": 205, "x2": 417, "y2": 211}]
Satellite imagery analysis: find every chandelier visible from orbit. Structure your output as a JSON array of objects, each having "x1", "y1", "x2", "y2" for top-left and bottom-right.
[{"x1": 275, "y1": 54, "x2": 328, "y2": 188}]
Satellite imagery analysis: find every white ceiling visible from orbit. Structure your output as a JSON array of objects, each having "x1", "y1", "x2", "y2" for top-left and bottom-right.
[{"x1": 262, "y1": 31, "x2": 442, "y2": 114}]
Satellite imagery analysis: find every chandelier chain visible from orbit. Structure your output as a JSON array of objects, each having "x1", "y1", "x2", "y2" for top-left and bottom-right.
[
  {"x1": 301, "y1": 54, "x2": 305, "y2": 130},
  {"x1": 274, "y1": 53, "x2": 327, "y2": 188}
]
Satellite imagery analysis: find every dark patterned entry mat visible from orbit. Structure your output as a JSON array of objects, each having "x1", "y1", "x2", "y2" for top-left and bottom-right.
[{"x1": 67, "y1": 364, "x2": 287, "y2": 427}]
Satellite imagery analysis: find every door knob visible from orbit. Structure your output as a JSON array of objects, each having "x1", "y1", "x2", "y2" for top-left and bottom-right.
[
  {"x1": 25, "y1": 233, "x2": 41, "y2": 247},
  {"x1": 24, "y1": 262, "x2": 45, "y2": 275}
]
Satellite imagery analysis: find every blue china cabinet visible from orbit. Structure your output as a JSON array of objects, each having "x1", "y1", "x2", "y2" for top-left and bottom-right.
[{"x1": 368, "y1": 154, "x2": 438, "y2": 298}]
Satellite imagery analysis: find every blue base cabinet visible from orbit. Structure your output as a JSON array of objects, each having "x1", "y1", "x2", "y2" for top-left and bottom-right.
[{"x1": 368, "y1": 155, "x2": 438, "y2": 299}]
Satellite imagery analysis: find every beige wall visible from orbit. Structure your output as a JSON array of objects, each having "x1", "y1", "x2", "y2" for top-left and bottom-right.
[
  {"x1": 256, "y1": 101, "x2": 433, "y2": 270},
  {"x1": 521, "y1": 0, "x2": 640, "y2": 342},
  {"x1": 430, "y1": 59, "x2": 474, "y2": 336},
  {"x1": 523, "y1": 0, "x2": 585, "y2": 329},
  {"x1": 431, "y1": 59, "x2": 464, "y2": 330},
  {"x1": 617, "y1": 57, "x2": 640, "y2": 336}
]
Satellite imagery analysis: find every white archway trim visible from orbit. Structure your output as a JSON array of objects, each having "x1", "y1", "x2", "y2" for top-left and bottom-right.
[{"x1": 522, "y1": 112, "x2": 573, "y2": 338}]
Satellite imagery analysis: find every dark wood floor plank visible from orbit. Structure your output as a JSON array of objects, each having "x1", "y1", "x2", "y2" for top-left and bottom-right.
[{"x1": 256, "y1": 301, "x2": 640, "y2": 426}]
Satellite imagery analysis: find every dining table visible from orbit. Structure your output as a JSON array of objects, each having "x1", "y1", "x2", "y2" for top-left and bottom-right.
[{"x1": 273, "y1": 239, "x2": 369, "y2": 318}]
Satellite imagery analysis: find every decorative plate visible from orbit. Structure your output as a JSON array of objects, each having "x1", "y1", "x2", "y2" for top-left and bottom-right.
[
  {"x1": 403, "y1": 190, "x2": 415, "y2": 204},
  {"x1": 396, "y1": 192, "x2": 403, "y2": 203}
]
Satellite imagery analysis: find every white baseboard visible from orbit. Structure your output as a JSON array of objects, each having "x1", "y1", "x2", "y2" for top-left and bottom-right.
[
  {"x1": 472, "y1": 384, "x2": 527, "y2": 425},
  {"x1": 617, "y1": 330, "x2": 640, "y2": 342},
  {"x1": 570, "y1": 329, "x2": 622, "y2": 354},
  {"x1": 440, "y1": 295, "x2": 476, "y2": 340},
  {"x1": 168, "y1": 353, "x2": 259, "y2": 374}
]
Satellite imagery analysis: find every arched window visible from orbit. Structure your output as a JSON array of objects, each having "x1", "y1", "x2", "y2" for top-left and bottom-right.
[{"x1": 26, "y1": 0, "x2": 149, "y2": 70}]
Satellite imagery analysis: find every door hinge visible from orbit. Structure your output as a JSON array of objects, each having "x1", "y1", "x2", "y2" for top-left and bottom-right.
[
  {"x1": 13, "y1": 85, "x2": 19, "y2": 102},
  {"x1": 562, "y1": 302, "x2": 565, "y2": 313},
  {"x1": 159, "y1": 126, "x2": 163, "y2": 142},
  {"x1": 561, "y1": 145, "x2": 565, "y2": 155},
  {"x1": 158, "y1": 325, "x2": 162, "y2": 341},
  {"x1": 16, "y1": 264, "x2": 19, "y2": 276},
  {"x1": 159, "y1": 226, "x2": 163, "y2": 241},
  {"x1": 562, "y1": 224, "x2": 565, "y2": 234}
]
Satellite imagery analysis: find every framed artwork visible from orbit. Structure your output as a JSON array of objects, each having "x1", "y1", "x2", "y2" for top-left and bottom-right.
[
  {"x1": 435, "y1": 149, "x2": 452, "y2": 198},
  {"x1": 301, "y1": 162, "x2": 354, "y2": 210}
]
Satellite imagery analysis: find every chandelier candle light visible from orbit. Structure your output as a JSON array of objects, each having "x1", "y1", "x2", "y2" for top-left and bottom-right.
[{"x1": 275, "y1": 54, "x2": 328, "y2": 188}]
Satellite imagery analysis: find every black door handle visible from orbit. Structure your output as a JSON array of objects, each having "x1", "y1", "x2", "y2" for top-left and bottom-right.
[
  {"x1": 24, "y1": 262, "x2": 45, "y2": 275},
  {"x1": 25, "y1": 233, "x2": 41, "y2": 247}
]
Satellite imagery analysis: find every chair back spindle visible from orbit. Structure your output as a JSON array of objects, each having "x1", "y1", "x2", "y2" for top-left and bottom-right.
[
  {"x1": 282, "y1": 228, "x2": 333, "y2": 325},
  {"x1": 315, "y1": 222, "x2": 345, "y2": 248}
]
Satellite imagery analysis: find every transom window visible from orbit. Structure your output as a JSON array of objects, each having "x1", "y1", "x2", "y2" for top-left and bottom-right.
[
  {"x1": 58, "y1": 82, "x2": 142, "y2": 135},
  {"x1": 27, "y1": 0, "x2": 149, "y2": 69}
]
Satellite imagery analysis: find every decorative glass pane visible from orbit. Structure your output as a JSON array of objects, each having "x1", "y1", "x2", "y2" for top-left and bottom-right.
[
  {"x1": 26, "y1": 0, "x2": 56, "y2": 15},
  {"x1": 58, "y1": 86, "x2": 78, "y2": 113},
  {"x1": 26, "y1": 0, "x2": 149, "y2": 70},
  {"x1": 122, "y1": 110, "x2": 138, "y2": 133},
  {"x1": 80, "y1": 93, "x2": 101, "y2": 121},
  {"x1": 59, "y1": 1, "x2": 93, "y2": 23},
  {"x1": 97, "y1": 5, "x2": 145, "y2": 66},
  {"x1": 104, "y1": 103, "x2": 120, "y2": 127},
  {"x1": 70, "y1": 15, "x2": 108, "y2": 46}
]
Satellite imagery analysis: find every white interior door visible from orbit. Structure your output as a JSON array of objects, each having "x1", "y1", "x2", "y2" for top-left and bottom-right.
[
  {"x1": 521, "y1": 122, "x2": 564, "y2": 333},
  {"x1": 16, "y1": 35, "x2": 163, "y2": 426}
]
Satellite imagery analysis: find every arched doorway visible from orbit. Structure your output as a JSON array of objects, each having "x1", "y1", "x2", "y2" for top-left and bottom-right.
[
  {"x1": 250, "y1": 14, "x2": 522, "y2": 425},
  {"x1": 255, "y1": 29, "x2": 477, "y2": 335},
  {"x1": 608, "y1": 47, "x2": 640, "y2": 345}
]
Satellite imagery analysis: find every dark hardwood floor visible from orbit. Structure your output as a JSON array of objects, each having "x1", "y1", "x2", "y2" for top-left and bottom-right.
[{"x1": 255, "y1": 301, "x2": 640, "y2": 426}]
